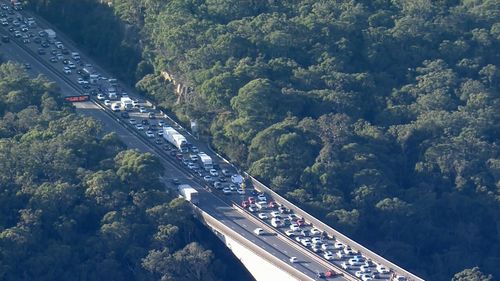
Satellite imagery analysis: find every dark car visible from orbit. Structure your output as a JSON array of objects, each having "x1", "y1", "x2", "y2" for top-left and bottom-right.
[
  {"x1": 1, "y1": 36, "x2": 9, "y2": 43},
  {"x1": 141, "y1": 119, "x2": 149, "y2": 125},
  {"x1": 37, "y1": 48, "x2": 46, "y2": 55},
  {"x1": 120, "y1": 112, "x2": 129, "y2": 118},
  {"x1": 33, "y1": 37, "x2": 41, "y2": 43},
  {"x1": 316, "y1": 272, "x2": 325, "y2": 279},
  {"x1": 61, "y1": 48, "x2": 69, "y2": 54}
]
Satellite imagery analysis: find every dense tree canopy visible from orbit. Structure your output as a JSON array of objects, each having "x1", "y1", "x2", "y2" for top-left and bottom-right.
[
  {"x1": 28, "y1": 0, "x2": 499, "y2": 279},
  {"x1": 0, "y1": 63, "x2": 250, "y2": 281}
]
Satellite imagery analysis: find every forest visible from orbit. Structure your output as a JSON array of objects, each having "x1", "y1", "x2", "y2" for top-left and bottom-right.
[
  {"x1": 26, "y1": 0, "x2": 500, "y2": 280},
  {"x1": 0, "y1": 62, "x2": 251, "y2": 281}
]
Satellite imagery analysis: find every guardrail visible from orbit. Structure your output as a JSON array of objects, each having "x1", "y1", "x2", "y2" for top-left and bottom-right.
[
  {"x1": 231, "y1": 203, "x2": 358, "y2": 281},
  {"x1": 193, "y1": 205, "x2": 314, "y2": 281},
  {"x1": 249, "y1": 176, "x2": 424, "y2": 281}
]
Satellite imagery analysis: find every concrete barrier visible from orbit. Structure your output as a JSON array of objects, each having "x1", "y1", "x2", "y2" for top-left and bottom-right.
[{"x1": 248, "y1": 176, "x2": 424, "y2": 281}]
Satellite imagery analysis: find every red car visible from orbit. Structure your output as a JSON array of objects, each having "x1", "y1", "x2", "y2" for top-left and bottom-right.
[
  {"x1": 325, "y1": 270, "x2": 341, "y2": 277},
  {"x1": 268, "y1": 201, "x2": 276, "y2": 208},
  {"x1": 248, "y1": 197, "x2": 255, "y2": 204},
  {"x1": 296, "y1": 219, "x2": 305, "y2": 226},
  {"x1": 242, "y1": 201, "x2": 249, "y2": 208}
]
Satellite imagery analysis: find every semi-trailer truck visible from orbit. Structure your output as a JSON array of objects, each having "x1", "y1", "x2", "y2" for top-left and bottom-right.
[{"x1": 163, "y1": 126, "x2": 188, "y2": 152}]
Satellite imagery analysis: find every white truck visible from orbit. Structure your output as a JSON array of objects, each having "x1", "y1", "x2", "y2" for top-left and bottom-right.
[
  {"x1": 178, "y1": 184, "x2": 199, "y2": 204},
  {"x1": 198, "y1": 152, "x2": 213, "y2": 171},
  {"x1": 120, "y1": 97, "x2": 134, "y2": 111},
  {"x1": 163, "y1": 126, "x2": 188, "y2": 152}
]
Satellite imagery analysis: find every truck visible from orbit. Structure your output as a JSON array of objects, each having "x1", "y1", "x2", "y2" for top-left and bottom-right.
[
  {"x1": 120, "y1": 97, "x2": 134, "y2": 111},
  {"x1": 198, "y1": 152, "x2": 213, "y2": 171},
  {"x1": 163, "y1": 126, "x2": 188, "y2": 152},
  {"x1": 44, "y1": 29, "x2": 56, "y2": 39},
  {"x1": 178, "y1": 184, "x2": 199, "y2": 204}
]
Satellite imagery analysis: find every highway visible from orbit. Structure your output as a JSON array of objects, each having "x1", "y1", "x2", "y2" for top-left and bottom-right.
[{"x1": 0, "y1": 4, "x2": 352, "y2": 281}]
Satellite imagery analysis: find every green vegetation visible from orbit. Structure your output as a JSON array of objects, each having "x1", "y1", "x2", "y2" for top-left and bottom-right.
[
  {"x1": 28, "y1": 0, "x2": 499, "y2": 279},
  {"x1": 0, "y1": 62, "x2": 250, "y2": 281}
]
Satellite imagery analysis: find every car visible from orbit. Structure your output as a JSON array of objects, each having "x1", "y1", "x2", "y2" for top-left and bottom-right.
[
  {"x1": 253, "y1": 228, "x2": 264, "y2": 235},
  {"x1": 300, "y1": 229, "x2": 309, "y2": 237},
  {"x1": 189, "y1": 154, "x2": 198, "y2": 161},
  {"x1": 68, "y1": 62, "x2": 76, "y2": 69},
  {"x1": 324, "y1": 252, "x2": 335, "y2": 260},
  {"x1": 316, "y1": 272, "x2": 325, "y2": 279},
  {"x1": 139, "y1": 107, "x2": 147, "y2": 113},
  {"x1": 96, "y1": 93, "x2": 106, "y2": 100},
  {"x1": 296, "y1": 219, "x2": 305, "y2": 226},
  {"x1": 289, "y1": 223, "x2": 300, "y2": 231},
  {"x1": 135, "y1": 124, "x2": 144, "y2": 130},
  {"x1": 158, "y1": 120, "x2": 165, "y2": 127},
  {"x1": 1, "y1": 36, "x2": 9, "y2": 43},
  {"x1": 77, "y1": 77, "x2": 85, "y2": 84},
  {"x1": 310, "y1": 228, "x2": 322, "y2": 235},
  {"x1": 311, "y1": 237, "x2": 322, "y2": 244},
  {"x1": 218, "y1": 176, "x2": 227, "y2": 182},
  {"x1": 268, "y1": 201, "x2": 277, "y2": 208},
  {"x1": 248, "y1": 206, "x2": 256, "y2": 212},
  {"x1": 229, "y1": 184, "x2": 237, "y2": 191},
  {"x1": 141, "y1": 119, "x2": 149, "y2": 125},
  {"x1": 360, "y1": 265, "x2": 372, "y2": 273},
  {"x1": 213, "y1": 181, "x2": 223, "y2": 189},
  {"x1": 311, "y1": 245, "x2": 321, "y2": 253},
  {"x1": 145, "y1": 131, "x2": 154, "y2": 138},
  {"x1": 257, "y1": 194, "x2": 267, "y2": 201},
  {"x1": 376, "y1": 265, "x2": 390, "y2": 274},
  {"x1": 289, "y1": 257, "x2": 298, "y2": 263},
  {"x1": 120, "y1": 112, "x2": 129, "y2": 118},
  {"x1": 203, "y1": 175, "x2": 212, "y2": 182},
  {"x1": 181, "y1": 158, "x2": 189, "y2": 165},
  {"x1": 148, "y1": 112, "x2": 155, "y2": 119},
  {"x1": 221, "y1": 169, "x2": 231, "y2": 176},
  {"x1": 270, "y1": 211, "x2": 281, "y2": 218},
  {"x1": 128, "y1": 119, "x2": 137, "y2": 125},
  {"x1": 301, "y1": 239, "x2": 312, "y2": 247},
  {"x1": 236, "y1": 188, "x2": 245, "y2": 195},
  {"x1": 157, "y1": 131, "x2": 163, "y2": 136},
  {"x1": 241, "y1": 201, "x2": 249, "y2": 208},
  {"x1": 222, "y1": 187, "x2": 231, "y2": 195},
  {"x1": 278, "y1": 206, "x2": 289, "y2": 214},
  {"x1": 325, "y1": 270, "x2": 341, "y2": 278},
  {"x1": 340, "y1": 262, "x2": 351, "y2": 270},
  {"x1": 187, "y1": 162, "x2": 196, "y2": 169},
  {"x1": 285, "y1": 230, "x2": 295, "y2": 237},
  {"x1": 103, "y1": 100, "x2": 111, "y2": 106},
  {"x1": 361, "y1": 274, "x2": 373, "y2": 281},
  {"x1": 209, "y1": 168, "x2": 218, "y2": 177},
  {"x1": 154, "y1": 138, "x2": 163, "y2": 145},
  {"x1": 258, "y1": 213, "x2": 268, "y2": 220},
  {"x1": 38, "y1": 48, "x2": 46, "y2": 55},
  {"x1": 334, "y1": 241, "x2": 345, "y2": 250},
  {"x1": 248, "y1": 197, "x2": 255, "y2": 204},
  {"x1": 191, "y1": 146, "x2": 199, "y2": 153},
  {"x1": 343, "y1": 247, "x2": 358, "y2": 256}
]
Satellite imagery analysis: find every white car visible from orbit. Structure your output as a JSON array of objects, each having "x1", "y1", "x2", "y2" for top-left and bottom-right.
[
  {"x1": 146, "y1": 131, "x2": 154, "y2": 138},
  {"x1": 285, "y1": 230, "x2": 295, "y2": 237},
  {"x1": 253, "y1": 228, "x2": 264, "y2": 235},
  {"x1": 222, "y1": 187, "x2": 231, "y2": 195},
  {"x1": 311, "y1": 237, "x2": 322, "y2": 244},
  {"x1": 321, "y1": 243, "x2": 333, "y2": 251},
  {"x1": 258, "y1": 213, "x2": 268, "y2": 219},
  {"x1": 63, "y1": 66, "x2": 71, "y2": 74},
  {"x1": 360, "y1": 265, "x2": 372, "y2": 273},
  {"x1": 190, "y1": 154, "x2": 198, "y2": 161},
  {"x1": 343, "y1": 247, "x2": 358, "y2": 256},
  {"x1": 340, "y1": 262, "x2": 351, "y2": 270},
  {"x1": 209, "y1": 168, "x2": 218, "y2": 177},
  {"x1": 236, "y1": 188, "x2": 245, "y2": 195},
  {"x1": 334, "y1": 241, "x2": 345, "y2": 250},
  {"x1": 97, "y1": 94, "x2": 105, "y2": 100},
  {"x1": 229, "y1": 184, "x2": 237, "y2": 191},
  {"x1": 248, "y1": 206, "x2": 256, "y2": 212},
  {"x1": 191, "y1": 146, "x2": 199, "y2": 153},
  {"x1": 139, "y1": 107, "x2": 147, "y2": 113},
  {"x1": 270, "y1": 211, "x2": 281, "y2": 218},
  {"x1": 203, "y1": 175, "x2": 212, "y2": 182},
  {"x1": 104, "y1": 100, "x2": 111, "y2": 106},
  {"x1": 310, "y1": 228, "x2": 321, "y2": 235},
  {"x1": 135, "y1": 124, "x2": 144, "y2": 130},
  {"x1": 376, "y1": 265, "x2": 390, "y2": 274},
  {"x1": 289, "y1": 223, "x2": 300, "y2": 231},
  {"x1": 301, "y1": 239, "x2": 312, "y2": 247},
  {"x1": 129, "y1": 119, "x2": 137, "y2": 124},
  {"x1": 311, "y1": 245, "x2": 321, "y2": 253},
  {"x1": 257, "y1": 194, "x2": 267, "y2": 201},
  {"x1": 289, "y1": 257, "x2": 298, "y2": 263},
  {"x1": 324, "y1": 252, "x2": 335, "y2": 260},
  {"x1": 77, "y1": 77, "x2": 85, "y2": 84}
]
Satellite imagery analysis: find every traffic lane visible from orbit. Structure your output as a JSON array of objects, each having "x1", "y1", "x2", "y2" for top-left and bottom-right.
[
  {"x1": 0, "y1": 37, "x2": 82, "y2": 96},
  {"x1": 196, "y1": 193, "x2": 340, "y2": 281},
  {"x1": 6, "y1": 10, "x2": 348, "y2": 280}
]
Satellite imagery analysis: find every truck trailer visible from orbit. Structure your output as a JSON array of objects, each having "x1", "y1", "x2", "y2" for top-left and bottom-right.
[
  {"x1": 198, "y1": 152, "x2": 213, "y2": 171},
  {"x1": 163, "y1": 126, "x2": 188, "y2": 152},
  {"x1": 178, "y1": 184, "x2": 199, "y2": 204}
]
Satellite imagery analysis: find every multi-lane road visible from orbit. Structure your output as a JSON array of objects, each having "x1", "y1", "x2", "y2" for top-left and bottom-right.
[{"x1": 0, "y1": 4, "x2": 353, "y2": 281}]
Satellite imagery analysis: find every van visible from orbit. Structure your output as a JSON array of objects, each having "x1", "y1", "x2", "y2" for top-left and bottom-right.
[
  {"x1": 253, "y1": 228, "x2": 264, "y2": 235},
  {"x1": 71, "y1": 52, "x2": 80, "y2": 60}
]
